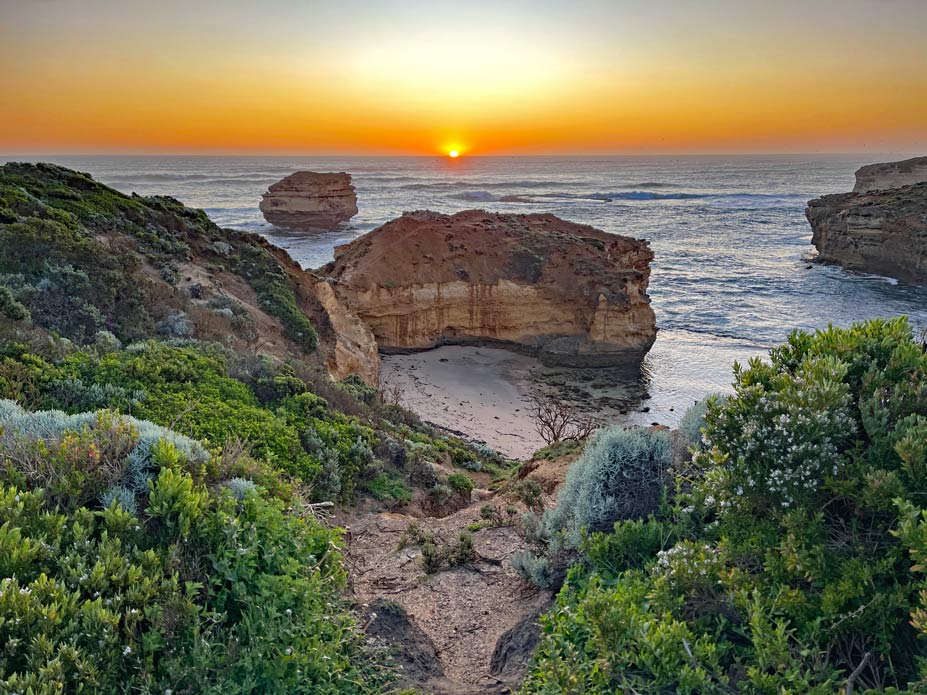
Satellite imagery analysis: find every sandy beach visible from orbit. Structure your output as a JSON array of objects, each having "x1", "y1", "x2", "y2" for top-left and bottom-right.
[
  {"x1": 380, "y1": 330, "x2": 768, "y2": 459},
  {"x1": 380, "y1": 346, "x2": 546, "y2": 459}
]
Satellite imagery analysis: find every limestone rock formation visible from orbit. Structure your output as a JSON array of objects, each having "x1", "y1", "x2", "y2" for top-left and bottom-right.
[
  {"x1": 319, "y1": 210, "x2": 656, "y2": 367},
  {"x1": 260, "y1": 171, "x2": 358, "y2": 229},
  {"x1": 806, "y1": 160, "x2": 927, "y2": 284},
  {"x1": 853, "y1": 156, "x2": 927, "y2": 193},
  {"x1": 307, "y1": 275, "x2": 380, "y2": 385}
]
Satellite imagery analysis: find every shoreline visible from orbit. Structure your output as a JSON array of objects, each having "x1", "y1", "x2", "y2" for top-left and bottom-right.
[{"x1": 380, "y1": 329, "x2": 769, "y2": 459}]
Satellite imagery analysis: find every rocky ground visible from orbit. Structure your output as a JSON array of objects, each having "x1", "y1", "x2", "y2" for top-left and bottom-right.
[{"x1": 333, "y1": 451, "x2": 580, "y2": 694}]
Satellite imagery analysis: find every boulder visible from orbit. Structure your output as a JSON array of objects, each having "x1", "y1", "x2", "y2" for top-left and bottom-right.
[
  {"x1": 319, "y1": 210, "x2": 656, "y2": 367},
  {"x1": 853, "y1": 156, "x2": 927, "y2": 193},
  {"x1": 260, "y1": 171, "x2": 358, "y2": 229},
  {"x1": 806, "y1": 160, "x2": 927, "y2": 284}
]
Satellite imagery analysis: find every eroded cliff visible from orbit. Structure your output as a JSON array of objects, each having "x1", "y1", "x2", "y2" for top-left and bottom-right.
[
  {"x1": 806, "y1": 163, "x2": 927, "y2": 284},
  {"x1": 320, "y1": 210, "x2": 656, "y2": 367},
  {"x1": 853, "y1": 156, "x2": 927, "y2": 192}
]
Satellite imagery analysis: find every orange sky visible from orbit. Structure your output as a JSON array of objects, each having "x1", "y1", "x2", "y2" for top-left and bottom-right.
[{"x1": 2, "y1": 0, "x2": 926, "y2": 155}]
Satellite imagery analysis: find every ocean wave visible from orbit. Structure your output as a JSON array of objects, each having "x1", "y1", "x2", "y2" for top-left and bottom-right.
[
  {"x1": 543, "y1": 191, "x2": 804, "y2": 202},
  {"x1": 451, "y1": 189, "x2": 803, "y2": 203},
  {"x1": 400, "y1": 179, "x2": 566, "y2": 191},
  {"x1": 455, "y1": 191, "x2": 497, "y2": 202}
]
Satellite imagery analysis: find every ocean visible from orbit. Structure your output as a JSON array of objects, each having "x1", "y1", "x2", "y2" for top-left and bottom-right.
[{"x1": 7, "y1": 154, "x2": 927, "y2": 447}]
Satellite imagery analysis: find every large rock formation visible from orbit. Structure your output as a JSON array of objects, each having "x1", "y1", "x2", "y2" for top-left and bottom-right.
[
  {"x1": 806, "y1": 159, "x2": 927, "y2": 284},
  {"x1": 853, "y1": 156, "x2": 927, "y2": 192},
  {"x1": 319, "y1": 210, "x2": 656, "y2": 367},
  {"x1": 260, "y1": 171, "x2": 358, "y2": 229}
]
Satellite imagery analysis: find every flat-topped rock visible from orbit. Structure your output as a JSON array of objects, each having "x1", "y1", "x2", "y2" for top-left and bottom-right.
[
  {"x1": 260, "y1": 171, "x2": 358, "y2": 229},
  {"x1": 806, "y1": 181, "x2": 927, "y2": 284},
  {"x1": 853, "y1": 156, "x2": 927, "y2": 193},
  {"x1": 319, "y1": 210, "x2": 657, "y2": 367}
]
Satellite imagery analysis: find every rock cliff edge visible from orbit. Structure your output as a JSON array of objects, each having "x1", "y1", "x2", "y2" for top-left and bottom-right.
[
  {"x1": 806, "y1": 158, "x2": 927, "y2": 284},
  {"x1": 319, "y1": 210, "x2": 657, "y2": 367}
]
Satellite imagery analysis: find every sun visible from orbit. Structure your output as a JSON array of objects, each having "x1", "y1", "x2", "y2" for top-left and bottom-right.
[{"x1": 448, "y1": 149, "x2": 459, "y2": 158}]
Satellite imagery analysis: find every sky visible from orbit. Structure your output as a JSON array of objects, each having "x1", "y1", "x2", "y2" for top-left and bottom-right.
[{"x1": 2, "y1": 0, "x2": 926, "y2": 155}]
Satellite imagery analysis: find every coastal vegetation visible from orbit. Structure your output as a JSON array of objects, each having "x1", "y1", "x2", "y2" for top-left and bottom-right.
[
  {"x1": 0, "y1": 164, "x2": 506, "y2": 691},
  {"x1": 522, "y1": 317, "x2": 927, "y2": 694},
  {"x1": 3, "y1": 162, "x2": 927, "y2": 693}
]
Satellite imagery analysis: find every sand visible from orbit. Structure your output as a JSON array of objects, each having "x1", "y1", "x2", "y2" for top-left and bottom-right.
[
  {"x1": 380, "y1": 330, "x2": 768, "y2": 460},
  {"x1": 380, "y1": 346, "x2": 545, "y2": 459}
]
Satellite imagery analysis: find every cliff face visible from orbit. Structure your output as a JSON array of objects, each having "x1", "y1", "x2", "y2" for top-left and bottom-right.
[
  {"x1": 806, "y1": 182, "x2": 927, "y2": 284},
  {"x1": 260, "y1": 171, "x2": 358, "y2": 229},
  {"x1": 853, "y1": 156, "x2": 927, "y2": 193},
  {"x1": 320, "y1": 210, "x2": 656, "y2": 367}
]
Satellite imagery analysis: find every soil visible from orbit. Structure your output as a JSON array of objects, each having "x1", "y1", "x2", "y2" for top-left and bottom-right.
[{"x1": 333, "y1": 450, "x2": 581, "y2": 694}]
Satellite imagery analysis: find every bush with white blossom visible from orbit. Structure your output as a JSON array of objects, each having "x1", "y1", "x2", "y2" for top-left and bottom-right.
[{"x1": 524, "y1": 317, "x2": 927, "y2": 694}]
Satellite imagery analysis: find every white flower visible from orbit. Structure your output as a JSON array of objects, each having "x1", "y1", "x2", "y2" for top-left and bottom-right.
[
  {"x1": 123, "y1": 646, "x2": 132, "y2": 656},
  {"x1": 285, "y1": 647, "x2": 292, "y2": 655}
]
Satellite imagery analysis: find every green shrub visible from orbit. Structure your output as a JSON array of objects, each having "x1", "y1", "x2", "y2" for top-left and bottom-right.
[
  {"x1": 676, "y1": 397, "x2": 711, "y2": 447},
  {"x1": 509, "y1": 478, "x2": 545, "y2": 513},
  {"x1": 363, "y1": 472, "x2": 412, "y2": 503},
  {"x1": 523, "y1": 318, "x2": 927, "y2": 694},
  {"x1": 0, "y1": 285, "x2": 29, "y2": 321},
  {"x1": 0, "y1": 403, "x2": 388, "y2": 693},
  {"x1": 447, "y1": 472, "x2": 474, "y2": 495},
  {"x1": 543, "y1": 426, "x2": 671, "y2": 546},
  {"x1": 511, "y1": 550, "x2": 553, "y2": 589},
  {"x1": 398, "y1": 522, "x2": 475, "y2": 574}
]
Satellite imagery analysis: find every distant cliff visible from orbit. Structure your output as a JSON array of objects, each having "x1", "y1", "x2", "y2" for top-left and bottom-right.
[
  {"x1": 320, "y1": 210, "x2": 657, "y2": 367},
  {"x1": 806, "y1": 158, "x2": 927, "y2": 285},
  {"x1": 853, "y1": 156, "x2": 927, "y2": 192}
]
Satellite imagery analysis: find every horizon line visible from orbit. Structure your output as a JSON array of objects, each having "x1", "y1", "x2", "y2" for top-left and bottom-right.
[{"x1": 1, "y1": 150, "x2": 922, "y2": 159}]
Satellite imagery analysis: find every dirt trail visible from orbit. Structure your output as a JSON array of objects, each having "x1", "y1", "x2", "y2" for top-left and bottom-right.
[{"x1": 335, "y1": 484, "x2": 559, "y2": 694}]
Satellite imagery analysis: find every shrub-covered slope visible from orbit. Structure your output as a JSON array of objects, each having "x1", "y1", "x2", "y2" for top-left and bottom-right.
[
  {"x1": 0, "y1": 164, "x2": 511, "y2": 691},
  {"x1": 524, "y1": 318, "x2": 927, "y2": 694},
  {"x1": 0, "y1": 401, "x2": 388, "y2": 693},
  {"x1": 0, "y1": 162, "x2": 319, "y2": 353}
]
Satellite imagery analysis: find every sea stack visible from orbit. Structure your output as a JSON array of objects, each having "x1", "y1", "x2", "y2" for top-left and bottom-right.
[
  {"x1": 260, "y1": 171, "x2": 358, "y2": 229},
  {"x1": 319, "y1": 210, "x2": 657, "y2": 367},
  {"x1": 805, "y1": 157, "x2": 927, "y2": 284}
]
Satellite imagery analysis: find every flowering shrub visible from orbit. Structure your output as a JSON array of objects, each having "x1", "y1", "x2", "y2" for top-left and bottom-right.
[{"x1": 524, "y1": 318, "x2": 927, "y2": 694}]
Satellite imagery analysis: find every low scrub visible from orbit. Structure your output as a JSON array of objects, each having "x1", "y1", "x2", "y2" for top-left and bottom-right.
[
  {"x1": 523, "y1": 318, "x2": 927, "y2": 694},
  {"x1": 0, "y1": 402, "x2": 387, "y2": 693}
]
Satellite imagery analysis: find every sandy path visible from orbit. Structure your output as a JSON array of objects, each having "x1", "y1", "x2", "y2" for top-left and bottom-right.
[{"x1": 337, "y1": 500, "x2": 550, "y2": 693}]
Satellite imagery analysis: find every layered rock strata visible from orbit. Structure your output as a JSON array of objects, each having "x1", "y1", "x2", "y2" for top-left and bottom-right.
[
  {"x1": 806, "y1": 158, "x2": 927, "y2": 284},
  {"x1": 853, "y1": 156, "x2": 927, "y2": 193},
  {"x1": 319, "y1": 210, "x2": 657, "y2": 367},
  {"x1": 260, "y1": 171, "x2": 358, "y2": 229}
]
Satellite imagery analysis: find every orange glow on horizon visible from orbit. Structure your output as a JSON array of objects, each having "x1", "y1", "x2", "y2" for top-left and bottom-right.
[{"x1": 1, "y1": 2, "x2": 925, "y2": 155}]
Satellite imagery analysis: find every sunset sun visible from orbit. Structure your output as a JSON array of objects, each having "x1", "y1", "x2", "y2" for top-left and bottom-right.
[{"x1": 448, "y1": 149, "x2": 459, "y2": 158}]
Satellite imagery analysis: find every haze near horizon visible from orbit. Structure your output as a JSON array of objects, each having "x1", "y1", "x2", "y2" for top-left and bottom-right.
[{"x1": 2, "y1": 0, "x2": 926, "y2": 155}]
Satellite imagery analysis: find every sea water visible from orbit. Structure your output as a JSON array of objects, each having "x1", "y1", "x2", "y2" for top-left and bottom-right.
[{"x1": 9, "y1": 154, "x2": 927, "y2": 444}]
